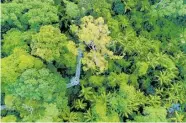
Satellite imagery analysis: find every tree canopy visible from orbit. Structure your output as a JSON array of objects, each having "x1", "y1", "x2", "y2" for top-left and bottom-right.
[{"x1": 1, "y1": 0, "x2": 186, "y2": 122}]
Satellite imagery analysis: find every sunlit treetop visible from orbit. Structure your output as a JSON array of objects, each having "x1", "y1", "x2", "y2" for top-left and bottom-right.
[
  {"x1": 1, "y1": 115, "x2": 17, "y2": 122},
  {"x1": 2, "y1": 29, "x2": 34, "y2": 55},
  {"x1": 71, "y1": 16, "x2": 122, "y2": 74},
  {"x1": 31, "y1": 25, "x2": 77, "y2": 73},
  {"x1": 31, "y1": 25, "x2": 66, "y2": 62},
  {"x1": 1, "y1": 48, "x2": 44, "y2": 86},
  {"x1": 132, "y1": 106, "x2": 167, "y2": 122}
]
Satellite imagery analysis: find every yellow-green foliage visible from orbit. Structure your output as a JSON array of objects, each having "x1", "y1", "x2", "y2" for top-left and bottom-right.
[
  {"x1": 2, "y1": 29, "x2": 31, "y2": 55},
  {"x1": 72, "y1": 16, "x2": 121, "y2": 74},
  {"x1": 1, "y1": 48, "x2": 44, "y2": 86},
  {"x1": 1, "y1": 115, "x2": 17, "y2": 122},
  {"x1": 31, "y1": 25, "x2": 77, "y2": 72},
  {"x1": 136, "y1": 61, "x2": 149, "y2": 76},
  {"x1": 1, "y1": 0, "x2": 186, "y2": 122},
  {"x1": 31, "y1": 25, "x2": 66, "y2": 62},
  {"x1": 133, "y1": 106, "x2": 167, "y2": 122}
]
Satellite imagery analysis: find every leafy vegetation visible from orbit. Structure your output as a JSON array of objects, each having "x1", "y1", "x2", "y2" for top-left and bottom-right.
[{"x1": 1, "y1": 0, "x2": 186, "y2": 122}]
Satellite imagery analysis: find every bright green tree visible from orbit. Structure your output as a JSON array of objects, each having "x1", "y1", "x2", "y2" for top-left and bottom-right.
[
  {"x1": 1, "y1": 0, "x2": 59, "y2": 32},
  {"x1": 133, "y1": 106, "x2": 167, "y2": 122},
  {"x1": 4, "y1": 68, "x2": 69, "y2": 122},
  {"x1": 2, "y1": 29, "x2": 33, "y2": 55},
  {"x1": 31, "y1": 25, "x2": 77, "y2": 73},
  {"x1": 1, "y1": 48, "x2": 44, "y2": 90}
]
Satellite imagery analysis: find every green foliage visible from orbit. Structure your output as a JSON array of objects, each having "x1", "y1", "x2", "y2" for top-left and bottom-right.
[
  {"x1": 136, "y1": 61, "x2": 149, "y2": 76},
  {"x1": 1, "y1": 0, "x2": 186, "y2": 122},
  {"x1": 1, "y1": 0, "x2": 58, "y2": 32},
  {"x1": 2, "y1": 29, "x2": 31, "y2": 55},
  {"x1": 1, "y1": 115, "x2": 17, "y2": 122},
  {"x1": 133, "y1": 106, "x2": 167, "y2": 122},
  {"x1": 31, "y1": 25, "x2": 77, "y2": 73},
  {"x1": 77, "y1": 0, "x2": 112, "y2": 19},
  {"x1": 37, "y1": 103, "x2": 61, "y2": 122},
  {"x1": 63, "y1": 0, "x2": 80, "y2": 18},
  {"x1": 72, "y1": 99, "x2": 87, "y2": 110},
  {"x1": 88, "y1": 75, "x2": 105, "y2": 86},
  {"x1": 1, "y1": 48, "x2": 44, "y2": 88},
  {"x1": 108, "y1": 72, "x2": 129, "y2": 87},
  {"x1": 151, "y1": 0, "x2": 186, "y2": 17},
  {"x1": 117, "y1": 83, "x2": 146, "y2": 117},
  {"x1": 79, "y1": 85, "x2": 94, "y2": 101},
  {"x1": 31, "y1": 25, "x2": 66, "y2": 62},
  {"x1": 5, "y1": 68, "x2": 68, "y2": 122},
  {"x1": 113, "y1": 0, "x2": 125, "y2": 15},
  {"x1": 169, "y1": 111, "x2": 186, "y2": 122}
]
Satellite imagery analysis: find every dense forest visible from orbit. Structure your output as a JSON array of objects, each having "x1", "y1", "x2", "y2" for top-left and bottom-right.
[{"x1": 1, "y1": 0, "x2": 186, "y2": 122}]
